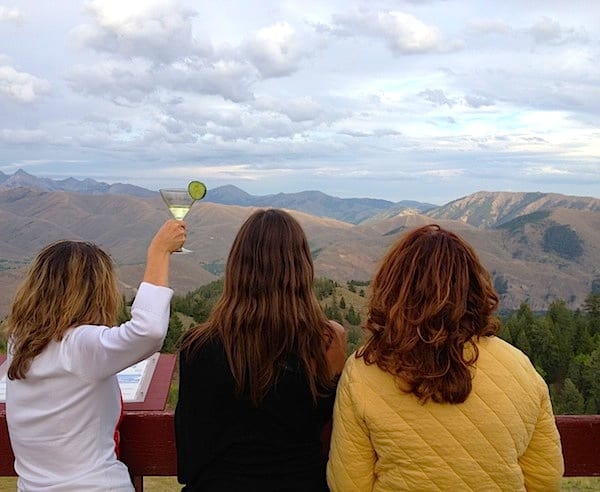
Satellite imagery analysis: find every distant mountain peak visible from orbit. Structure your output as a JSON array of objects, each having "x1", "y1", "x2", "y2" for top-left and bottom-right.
[
  {"x1": 427, "y1": 190, "x2": 600, "y2": 227},
  {"x1": 0, "y1": 169, "x2": 155, "y2": 197}
]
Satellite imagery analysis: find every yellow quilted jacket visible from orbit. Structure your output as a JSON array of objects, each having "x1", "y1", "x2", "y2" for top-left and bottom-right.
[{"x1": 327, "y1": 336, "x2": 564, "y2": 491}]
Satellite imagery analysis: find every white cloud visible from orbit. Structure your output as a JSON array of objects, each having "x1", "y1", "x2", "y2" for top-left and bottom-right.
[
  {"x1": 376, "y1": 11, "x2": 444, "y2": 53},
  {"x1": 0, "y1": 6, "x2": 23, "y2": 24},
  {"x1": 420, "y1": 89, "x2": 455, "y2": 107},
  {"x1": 0, "y1": 0, "x2": 598, "y2": 203},
  {"x1": 178, "y1": 59, "x2": 255, "y2": 103},
  {"x1": 331, "y1": 9, "x2": 453, "y2": 54},
  {"x1": 421, "y1": 169, "x2": 466, "y2": 178},
  {"x1": 67, "y1": 57, "x2": 256, "y2": 104},
  {"x1": 0, "y1": 65, "x2": 50, "y2": 102},
  {"x1": 530, "y1": 17, "x2": 562, "y2": 44},
  {"x1": 72, "y1": 0, "x2": 207, "y2": 63},
  {"x1": 244, "y1": 22, "x2": 306, "y2": 78},
  {"x1": 528, "y1": 16, "x2": 587, "y2": 45},
  {"x1": 252, "y1": 95, "x2": 326, "y2": 123},
  {"x1": 525, "y1": 165, "x2": 572, "y2": 176},
  {"x1": 464, "y1": 94, "x2": 494, "y2": 108},
  {"x1": 66, "y1": 59, "x2": 154, "y2": 104}
]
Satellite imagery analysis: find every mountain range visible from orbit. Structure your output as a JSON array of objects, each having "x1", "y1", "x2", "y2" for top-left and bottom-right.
[
  {"x1": 0, "y1": 169, "x2": 436, "y2": 225},
  {"x1": 0, "y1": 169, "x2": 599, "y2": 318}
]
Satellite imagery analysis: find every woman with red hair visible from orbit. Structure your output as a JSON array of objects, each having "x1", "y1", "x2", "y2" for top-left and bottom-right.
[{"x1": 327, "y1": 224, "x2": 563, "y2": 491}]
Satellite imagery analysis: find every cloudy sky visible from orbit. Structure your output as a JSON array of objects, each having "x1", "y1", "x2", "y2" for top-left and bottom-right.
[{"x1": 0, "y1": 0, "x2": 598, "y2": 204}]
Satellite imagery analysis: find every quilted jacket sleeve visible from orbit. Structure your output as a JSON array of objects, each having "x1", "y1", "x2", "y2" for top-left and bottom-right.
[
  {"x1": 518, "y1": 378, "x2": 564, "y2": 491},
  {"x1": 327, "y1": 357, "x2": 376, "y2": 492}
]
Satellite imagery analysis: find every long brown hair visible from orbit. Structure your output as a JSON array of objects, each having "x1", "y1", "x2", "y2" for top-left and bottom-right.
[
  {"x1": 6, "y1": 240, "x2": 121, "y2": 380},
  {"x1": 181, "y1": 208, "x2": 334, "y2": 405},
  {"x1": 358, "y1": 224, "x2": 500, "y2": 404}
]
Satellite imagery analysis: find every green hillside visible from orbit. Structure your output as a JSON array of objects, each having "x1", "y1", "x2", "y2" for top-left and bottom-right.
[{"x1": 159, "y1": 279, "x2": 600, "y2": 415}]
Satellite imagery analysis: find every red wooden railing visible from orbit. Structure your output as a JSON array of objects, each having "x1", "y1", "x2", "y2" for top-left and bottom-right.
[
  {"x1": 2, "y1": 355, "x2": 599, "y2": 489},
  {"x1": 0, "y1": 413, "x2": 599, "y2": 491}
]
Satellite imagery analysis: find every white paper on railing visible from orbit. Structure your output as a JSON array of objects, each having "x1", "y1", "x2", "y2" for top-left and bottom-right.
[
  {"x1": 0, "y1": 352, "x2": 159, "y2": 404},
  {"x1": 116, "y1": 353, "x2": 159, "y2": 403}
]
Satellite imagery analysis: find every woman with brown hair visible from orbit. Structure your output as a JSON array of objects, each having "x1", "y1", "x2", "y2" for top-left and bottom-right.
[
  {"x1": 175, "y1": 208, "x2": 346, "y2": 491},
  {"x1": 5, "y1": 219, "x2": 186, "y2": 491},
  {"x1": 327, "y1": 224, "x2": 563, "y2": 491}
]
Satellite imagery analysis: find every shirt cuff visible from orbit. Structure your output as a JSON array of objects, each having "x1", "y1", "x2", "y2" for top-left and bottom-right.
[{"x1": 132, "y1": 281, "x2": 174, "y2": 315}]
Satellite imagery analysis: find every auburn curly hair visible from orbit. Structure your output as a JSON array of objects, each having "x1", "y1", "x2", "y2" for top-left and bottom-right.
[{"x1": 357, "y1": 224, "x2": 500, "y2": 404}]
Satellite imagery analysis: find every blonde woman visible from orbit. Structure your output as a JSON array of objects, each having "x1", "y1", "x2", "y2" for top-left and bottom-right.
[
  {"x1": 327, "y1": 224, "x2": 563, "y2": 491},
  {"x1": 5, "y1": 219, "x2": 185, "y2": 491}
]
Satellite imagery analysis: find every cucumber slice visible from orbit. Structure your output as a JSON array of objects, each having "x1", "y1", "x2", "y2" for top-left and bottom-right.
[{"x1": 188, "y1": 180, "x2": 207, "y2": 200}]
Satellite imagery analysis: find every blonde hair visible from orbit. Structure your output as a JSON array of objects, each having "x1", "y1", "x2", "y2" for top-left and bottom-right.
[{"x1": 6, "y1": 240, "x2": 122, "y2": 380}]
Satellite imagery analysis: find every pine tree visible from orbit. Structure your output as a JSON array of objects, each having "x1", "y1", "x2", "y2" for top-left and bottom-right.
[
  {"x1": 582, "y1": 348, "x2": 600, "y2": 413},
  {"x1": 345, "y1": 305, "x2": 361, "y2": 326},
  {"x1": 583, "y1": 293, "x2": 600, "y2": 336},
  {"x1": 162, "y1": 313, "x2": 184, "y2": 353},
  {"x1": 346, "y1": 327, "x2": 362, "y2": 356},
  {"x1": 191, "y1": 297, "x2": 210, "y2": 323},
  {"x1": 324, "y1": 300, "x2": 343, "y2": 324},
  {"x1": 554, "y1": 378, "x2": 585, "y2": 415},
  {"x1": 314, "y1": 278, "x2": 336, "y2": 300},
  {"x1": 546, "y1": 300, "x2": 576, "y2": 384}
]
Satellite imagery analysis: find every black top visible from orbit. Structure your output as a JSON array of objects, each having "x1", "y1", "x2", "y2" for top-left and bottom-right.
[{"x1": 174, "y1": 337, "x2": 336, "y2": 492}]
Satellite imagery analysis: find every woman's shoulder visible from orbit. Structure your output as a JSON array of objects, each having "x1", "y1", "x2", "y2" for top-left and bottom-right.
[
  {"x1": 476, "y1": 336, "x2": 546, "y2": 386},
  {"x1": 325, "y1": 320, "x2": 347, "y2": 379},
  {"x1": 327, "y1": 320, "x2": 347, "y2": 354},
  {"x1": 478, "y1": 336, "x2": 530, "y2": 363},
  {"x1": 328, "y1": 320, "x2": 346, "y2": 338},
  {"x1": 339, "y1": 351, "x2": 384, "y2": 384}
]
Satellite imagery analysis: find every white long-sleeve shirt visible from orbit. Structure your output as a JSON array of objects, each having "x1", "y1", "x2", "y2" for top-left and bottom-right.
[{"x1": 6, "y1": 282, "x2": 173, "y2": 492}]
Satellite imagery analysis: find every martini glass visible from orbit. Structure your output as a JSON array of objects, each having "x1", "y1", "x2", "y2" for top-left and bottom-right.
[{"x1": 159, "y1": 188, "x2": 195, "y2": 254}]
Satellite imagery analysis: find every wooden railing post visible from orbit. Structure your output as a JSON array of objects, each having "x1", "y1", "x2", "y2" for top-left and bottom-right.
[{"x1": 132, "y1": 475, "x2": 144, "y2": 492}]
